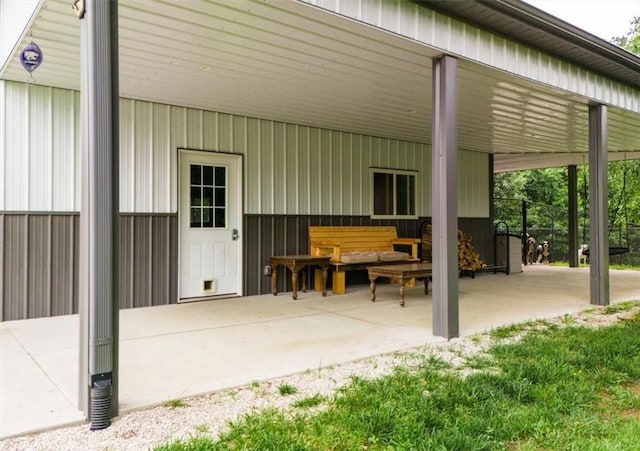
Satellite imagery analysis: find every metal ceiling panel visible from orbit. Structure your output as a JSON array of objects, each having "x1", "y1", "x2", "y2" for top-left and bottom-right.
[{"x1": 1, "y1": 0, "x2": 639, "y2": 170}]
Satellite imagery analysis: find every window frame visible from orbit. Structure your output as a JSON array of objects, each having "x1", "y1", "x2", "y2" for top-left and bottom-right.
[{"x1": 370, "y1": 167, "x2": 418, "y2": 220}]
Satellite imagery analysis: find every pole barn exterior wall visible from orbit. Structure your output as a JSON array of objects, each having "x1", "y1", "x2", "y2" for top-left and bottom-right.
[
  {"x1": 1, "y1": 81, "x2": 489, "y2": 217},
  {"x1": 0, "y1": 80, "x2": 491, "y2": 321}
]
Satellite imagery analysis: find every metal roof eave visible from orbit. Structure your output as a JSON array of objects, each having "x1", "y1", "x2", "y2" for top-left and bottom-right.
[{"x1": 415, "y1": 0, "x2": 640, "y2": 90}]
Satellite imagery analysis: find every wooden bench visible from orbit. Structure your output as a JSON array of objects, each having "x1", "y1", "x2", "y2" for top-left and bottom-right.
[{"x1": 309, "y1": 226, "x2": 420, "y2": 294}]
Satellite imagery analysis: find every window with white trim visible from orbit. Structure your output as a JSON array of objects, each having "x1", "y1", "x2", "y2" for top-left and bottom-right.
[{"x1": 370, "y1": 168, "x2": 417, "y2": 219}]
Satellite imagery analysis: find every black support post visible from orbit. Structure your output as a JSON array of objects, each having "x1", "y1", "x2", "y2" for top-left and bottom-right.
[
  {"x1": 522, "y1": 200, "x2": 528, "y2": 265},
  {"x1": 568, "y1": 165, "x2": 578, "y2": 267}
]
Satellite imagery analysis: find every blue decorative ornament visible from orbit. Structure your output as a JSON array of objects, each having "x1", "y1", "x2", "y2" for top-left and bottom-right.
[{"x1": 20, "y1": 42, "x2": 43, "y2": 73}]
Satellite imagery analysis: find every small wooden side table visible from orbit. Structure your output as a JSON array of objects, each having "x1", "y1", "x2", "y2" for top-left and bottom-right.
[
  {"x1": 367, "y1": 262, "x2": 432, "y2": 307},
  {"x1": 270, "y1": 255, "x2": 331, "y2": 300}
]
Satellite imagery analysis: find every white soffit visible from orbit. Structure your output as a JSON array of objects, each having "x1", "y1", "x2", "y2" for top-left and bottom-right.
[
  {"x1": 494, "y1": 151, "x2": 640, "y2": 173},
  {"x1": 1, "y1": 0, "x2": 639, "y2": 163}
]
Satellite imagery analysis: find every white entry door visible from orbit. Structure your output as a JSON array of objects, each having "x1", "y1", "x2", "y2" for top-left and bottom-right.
[{"x1": 179, "y1": 150, "x2": 243, "y2": 301}]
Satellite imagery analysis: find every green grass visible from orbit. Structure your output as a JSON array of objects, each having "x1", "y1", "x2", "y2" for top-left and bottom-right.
[
  {"x1": 277, "y1": 383, "x2": 298, "y2": 396},
  {"x1": 292, "y1": 394, "x2": 325, "y2": 409},
  {"x1": 164, "y1": 398, "x2": 188, "y2": 409},
  {"x1": 156, "y1": 304, "x2": 640, "y2": 450}
]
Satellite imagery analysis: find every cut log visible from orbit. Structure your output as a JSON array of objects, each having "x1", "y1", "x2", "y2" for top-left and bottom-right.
[{"x1": 421, "y1": 225, "x2": 486, "y2": 271}]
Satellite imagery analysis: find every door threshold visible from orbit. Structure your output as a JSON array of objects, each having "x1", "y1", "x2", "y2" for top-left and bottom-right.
[{"x1": 178, "y1": 294, "x2": 241, "y2": 303}]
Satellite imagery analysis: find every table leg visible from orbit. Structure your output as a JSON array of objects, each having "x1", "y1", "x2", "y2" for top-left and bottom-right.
[
  {"x1": 399, "y1": 283, "x2": 405, "y2": 307},
  {"x1": 424, "y1": 277, "x2": 429, "y2": 295},
  {"x1": 301, "y1": 268, "x2": 308, "y2": 293},
  {"x1": 291, "y1": 269, "x2": 298, "y2": 300},
  {"x1": 271, "y1": 265, "x2": 278, "y2": 296},
  {"x1": 321, "y1": 266, "x2": 328, "y2": 297},
  {"x1": 369, "y1": 276, "x2": 377, "y2": 302}
]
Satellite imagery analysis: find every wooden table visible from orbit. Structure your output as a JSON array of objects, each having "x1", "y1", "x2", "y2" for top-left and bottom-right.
[
  {"x1": 367, "y1": 263, "x2": 432, "y2": 307},
  {"x1": 270, "y1": 255, "x2": 331, "y2": 300}
]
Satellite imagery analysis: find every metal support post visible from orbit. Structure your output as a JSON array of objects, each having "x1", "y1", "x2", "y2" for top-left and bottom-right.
[
  {"x1": 431, "y1": 54, "x2": 459, "y2": 339},
  {"x1": 588, "y1": 104, "x2": 609, "y2": 305},
  {"x1": 78, "y1": 0, "x2": 120, "y2": 429}
]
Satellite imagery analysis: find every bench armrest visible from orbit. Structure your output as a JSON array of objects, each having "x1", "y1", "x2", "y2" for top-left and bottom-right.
[
  {"x1": 392, "y1": 238, "x2": 421, "y2": 260},
  {"x1": 311, "y1": 243, "x2": 341, "y2": 262}
]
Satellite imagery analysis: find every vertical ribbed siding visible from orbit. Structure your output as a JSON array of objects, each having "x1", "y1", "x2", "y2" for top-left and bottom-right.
[
  {"x1": 51, "y1": 215, "x2": 76, "y2": 316},
  {"x1": 1, "y1": 213, "x2": 177, "y2": 321},
  {"x1": 2, "y1": 215, "x2": 27, "y2": 320},
  {"x1": 459, "y1": 151, "x2": 490, "y2": 218},
  {"x1": 151, "y1": 215, "x2": 175, "y2": 306},
  {"x1": 4, "y1": 83, "x2": 29, "y2": 210},
  {"x1": 0, "y1": 81, "x2": 5, "y2": 211},
  {"x1": 27, "y1": 215, "x2": 51, "y2": 318},
  {"x1": 28, "y1": 86, "x2": 53, "y2": 211},
  {"x1": 0, "y1": 214, "x2": 493, "y2": 321},
  {"x1": 133, "y1": 216, "x2": 152, "y2": 308},
  {"x1": 118, "y1": 214, "x2": 178, "y2": 309},
  {"x1": 52, "y1": 89, "x2": 77, "y2": 211},
  {"x1": 3, "y1": 81, "x2": 488, "y2": 218},
  {"x1": 0, "y1": 213, "x2": 78, "y2": 321},
  {"x1": 0, "y1": 214, "x2": 3, "y2": 320},
  {"x1": 2, "y1": 83, "x2": 80, "y2": 212}
]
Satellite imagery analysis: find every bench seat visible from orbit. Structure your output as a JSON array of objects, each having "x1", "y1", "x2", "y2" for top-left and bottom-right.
[{"x1": 309, "y1": 226, "x2": 420, "y2": 294}]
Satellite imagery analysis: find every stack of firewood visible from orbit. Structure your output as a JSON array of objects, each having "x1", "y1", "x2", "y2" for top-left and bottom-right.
[
  {"x1": 457, "y1": 229, "x2": 486, "y2": 271},
  {"x1": 421, "y1": 225, "x2": 486, "y2": 271}
]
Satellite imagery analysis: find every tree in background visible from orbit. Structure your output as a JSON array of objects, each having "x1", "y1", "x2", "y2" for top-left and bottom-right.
[
  {"x1": 609, "y1": 16, "x2": 640, "y2": 231},
  {"x1": 494, "y1": 17, "x2": 640, "y2": 261},
  {"x1": 613, "y1": 16, "x2": 640, "y2": 55}
]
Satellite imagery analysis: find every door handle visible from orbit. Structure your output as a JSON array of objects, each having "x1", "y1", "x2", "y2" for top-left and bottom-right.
[{"x1": 232, "y1": 228, "x2": 239, "y2": 241}]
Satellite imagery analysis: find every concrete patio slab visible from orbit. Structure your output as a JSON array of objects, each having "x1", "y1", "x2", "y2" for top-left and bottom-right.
[{"x1": 1, "y1": 265, "x2": 638, "y2": 439}]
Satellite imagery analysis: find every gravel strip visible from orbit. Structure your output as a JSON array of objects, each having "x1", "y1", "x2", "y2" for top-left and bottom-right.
[{"x1": 2, "y1": 304, "x2": 638, "y2": 451}]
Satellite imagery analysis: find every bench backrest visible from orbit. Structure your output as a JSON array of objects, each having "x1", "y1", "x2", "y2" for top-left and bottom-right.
[{"x1": 309, "y1": 226, "x2": 399, "y2": 254}]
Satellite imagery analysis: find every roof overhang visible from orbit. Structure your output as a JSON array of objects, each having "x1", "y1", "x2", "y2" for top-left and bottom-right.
[
  {"x1": 1, "y1": 0, "x2": 639, "y2": 171},
  {"x1": 417, "y1": 0, "x2": 640, "y2": 90}
]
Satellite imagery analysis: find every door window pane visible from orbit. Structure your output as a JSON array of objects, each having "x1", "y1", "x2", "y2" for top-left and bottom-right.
[
  {"x1": 202, "y1": 165, "x2": 213, "y2": 186},
  {"x1": 190, "y1": 165, "x2": 201, "y2": 185},
  {"x1": 215, "y1": 166, "x2": 226, "y2": 186},
  {"x1": 189, "y1": 164, "x2": 227, "y2": 228},
  {"x1": 215, "y1": 187, "x2": 226, "y2": 207},
  {"x1": 190, "y1": 208, "x2": 201, "y2": 228},
  {"x1": 215, "y1": 208, "x2": 226, "y2": 228},
  {"x1": 190, "y1": 187, "x2": 201, "y2": 206},
  {"x1": 202, "y1": 187, "x2": 213, "y2": 207},
  {"x1": 202, "y1": 207, "x2": 214, "y2": 228}
]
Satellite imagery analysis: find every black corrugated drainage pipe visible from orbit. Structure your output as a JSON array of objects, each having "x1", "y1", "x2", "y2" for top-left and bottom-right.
[{"x1": 90, "y1": 377, "x2": 112, "y2": 431}]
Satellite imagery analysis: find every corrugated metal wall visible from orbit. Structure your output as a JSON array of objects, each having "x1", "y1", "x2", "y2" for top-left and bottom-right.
[
  {"x1": 0, "y1": 82, "x2": 79, "y2": 211},
  {"x1": 304, "y1": 0, "x2": 640, "y2": 114},
  {"x1": 1, "y1": 80, "x2": 488, "y2": 217},
  {"x1": 0, "y1": 213, "x2": 176, "y2": 321},
  {"x1": 1, "y1": 213, "x2": 78, "y2": 320},
  {"x1": 2, "y1": 211, "x2": 493, "y2": 320},
  {"x1": 1, "y1": 80, "x2": 493, "y2": 320}
]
